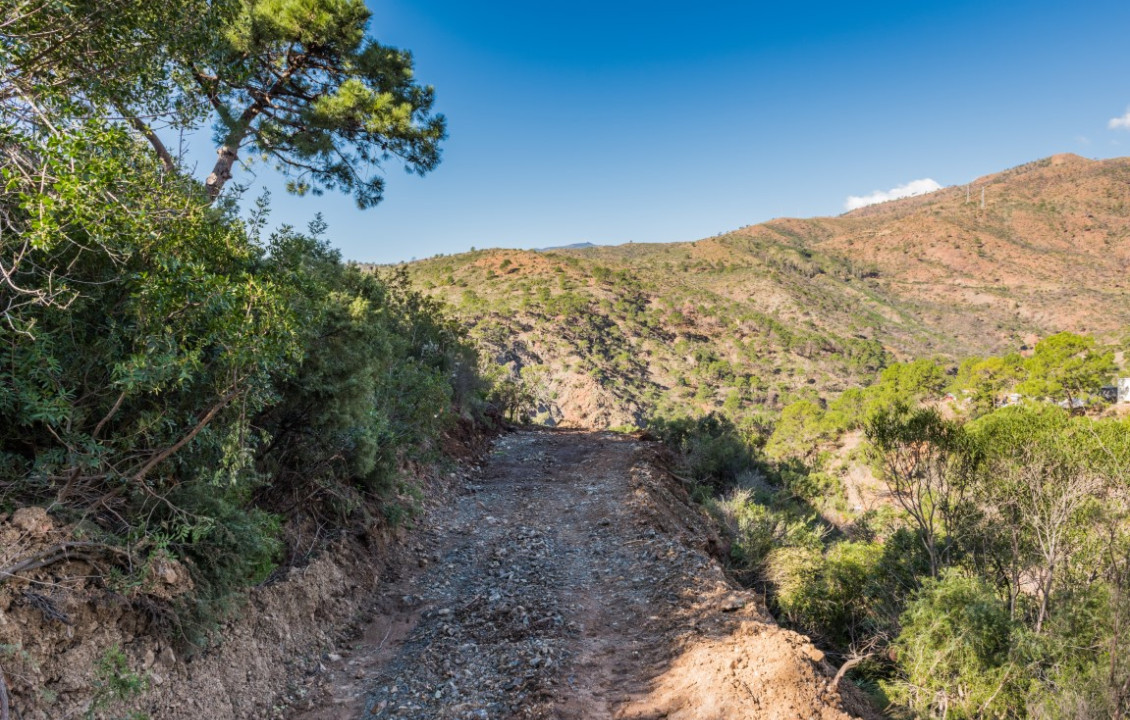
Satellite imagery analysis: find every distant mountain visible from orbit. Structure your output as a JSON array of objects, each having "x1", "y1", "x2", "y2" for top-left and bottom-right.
[
  {"x1": 405, "y1": 154, "x2": 1130, "y2": 428},
  {"x1": 534, "y1": 242, "x2": 596, "y2": 251}
]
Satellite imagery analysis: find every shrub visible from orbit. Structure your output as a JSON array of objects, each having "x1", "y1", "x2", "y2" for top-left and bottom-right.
[
  {"x1": 88, "y1": 645, "x2": 149, "y2": 720},
  {"x1": 722, "y1": 494, "x2": 825, "y2": 568},
  {"x1": 886, "y1": 571, "x2": 1018, "y2": 718},
  {"x1": 768, "y1": 540, "x2": 885, "y2": 647},
  {"x1": 651, "y1": 413, "x2": 756, "y2": 490},
  {"x1": 0, "y1": 123, "x2": 485, "y2": 646}
]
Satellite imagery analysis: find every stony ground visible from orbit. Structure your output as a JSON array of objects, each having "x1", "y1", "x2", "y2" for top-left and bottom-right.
[{"x1": 289, "y1": 429, "x2": 861, "y2": 720}]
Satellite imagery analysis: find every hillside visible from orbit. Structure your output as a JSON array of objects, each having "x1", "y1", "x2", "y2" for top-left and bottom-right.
[
  {"x1": 405, "y1": 154, "x2": 1130, "y2": 428},
  {"x1": 796, "y1": 152, "x2": 1130, "y2": 344}
]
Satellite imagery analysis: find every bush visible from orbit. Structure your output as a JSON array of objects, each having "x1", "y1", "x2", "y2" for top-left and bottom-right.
[
  {"x1": 783, "y1": 468, "x2": 845, "y2": 507},
  {"x1": 0, "y1": 123, "x2": 485, "y2": 644},
  {"x1": 768, "y1": 540, "x2": 886, "y2": 647},
  {"x1": 886, "y1": 571, "x2": 1018, "y2": 718},
  {"x1": 719, "y1": 492, "x2": 825, "y2": 568},
  {"x1": 155, "y1": 483, "x2": 283, "y2": 644},
  {"x1": 651, "y1": 413, "x2": 756, "y2": 490}
]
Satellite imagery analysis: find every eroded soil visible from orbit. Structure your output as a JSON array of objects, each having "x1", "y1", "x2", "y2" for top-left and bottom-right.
[{"x1": 290, "y1": 429, "x2": 859, "y2": 720}]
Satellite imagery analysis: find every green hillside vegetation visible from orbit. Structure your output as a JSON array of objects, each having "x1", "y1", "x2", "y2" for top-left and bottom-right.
[
  {"x1": 1, "y1": 0, "x2": 484, "y2": 645},
  {"x1": 674, "y1": 335, "x2": 1130, "y2": 717},
  {"x1": 407, "y1": 241, "x2": 900, "y2": 428},
  {"x1": 8, "y1": 2, "x2": 1130, "y2": 716},
  {"x1": 407, "y1": 150, "x2": 1130, "y2": 433}
]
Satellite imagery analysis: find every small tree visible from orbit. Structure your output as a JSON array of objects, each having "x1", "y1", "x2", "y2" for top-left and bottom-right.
[
  {"x1": 867, "y1": 404, "x2": 980, "y2": 578},
  {"x1": 969, "y1": 406, "x2": 1114, "y2": 633},
  {"x1": 953, "y1": 354, "x2": 1024, "y2": 415},
  {"x1": 1019, "y1": 332, "x2": 1114, "y2": 405},
  {"x1": 765, "y1": 399, "x2": 828, "y2": 462}
]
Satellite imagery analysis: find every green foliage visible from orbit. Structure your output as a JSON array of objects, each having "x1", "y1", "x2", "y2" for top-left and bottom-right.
[
  {"x1": 886, "y1": 571, "x2": 1017, "y2": 718},
  {"x1": 951, "y1": 354, "x2": 1024, "y2": 414},
  {"x1": 1017, "y1": 332, "x2": 1115, "y2": 403},
  {"x1": 822, "y1": 387, "x2": 868, "y2": 432},
  {"x1": 867, "y1": 403, "x2": 980, "y2": 577},
  {"x1": 157, "y1": 483, "x2": 284, "y2": 641},
  {"x1": 1, "y1": 0, "x2": 445, "y2": 206},
  {"x1": 866, "y1": 358, "x2": 949, "y2": 411},
  {"x1": 965, "y1": 405, "x2": 1130, "y2": 634},
  {"x1": 88, "y1": 645, "x2": 149, "y2": 720},
  {"x1": 198, "y1": 0, "x2": 447, "y2": 204},
  {"x1": 762, "y1": 358, "x2": 953, "y2": 452},
  {"x1": 717, "y1": 491, "x2": 825, "y2": 568},
  {"x1": 256, "y1": 234, "x2": 474, "y2": 516},
  {"x1": 1, "y1": 0, "x2": 221, "y2": 126},
  {"x1": 1, "y1": 121, "x2": 297, "y2": 503},
  {"x1": 0, "y1": 112, "x2": 478, "y2": 642},
  {"x1": 784, "y1": 469, "x2": 844, "y2": 507},
  {"x1": 765, "y1": 400, "x2": 829, "y2": 461},
  {"x1": 770, "y1": 541, "x2": 886, "y2": 647},
  {"x1": 650, "y1": 413, "x2": 757, "y2": 490}
]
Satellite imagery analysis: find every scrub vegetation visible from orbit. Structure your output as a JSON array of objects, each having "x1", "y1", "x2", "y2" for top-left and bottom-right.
[
  {"x1": 0, "y1": 0, "x2": 485, "y2": 646},
  {"x1": 406, "y1": 158, "x2": 1130, "y2": 718},
  {"x1": 640, "y1": 336, "x2": 1130, "y2": 718},
  {"x1": 6, "y1": 2, "x2": 1130, "y2": 718}
]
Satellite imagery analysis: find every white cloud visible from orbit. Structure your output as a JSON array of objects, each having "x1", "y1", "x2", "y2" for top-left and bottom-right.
[
  {"x1": 1109, "y1": 109, "x2": 1130, "y2": 130},
  {"x1": 844, "y1": 178, "x2": 943, "y2": 211}
]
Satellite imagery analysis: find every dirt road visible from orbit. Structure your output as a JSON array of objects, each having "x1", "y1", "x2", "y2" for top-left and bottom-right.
[{"x1": 289, "y1": 429, "x2": 859, "y2": 720}]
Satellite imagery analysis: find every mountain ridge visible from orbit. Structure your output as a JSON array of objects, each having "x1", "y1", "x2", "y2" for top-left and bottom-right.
[{"x1": 405, "y1": 153, "x2": 1130, "y2": 427}]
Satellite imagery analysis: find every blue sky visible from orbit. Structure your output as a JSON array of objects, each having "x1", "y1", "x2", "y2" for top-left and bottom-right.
[{"x1": 189, "y1": 0, "x2": 1130, "y2": 263}]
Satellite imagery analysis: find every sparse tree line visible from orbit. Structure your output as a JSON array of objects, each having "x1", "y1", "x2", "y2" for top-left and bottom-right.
[{"x1": 1, "y1": 0, "x2": 486, "y2": 646}]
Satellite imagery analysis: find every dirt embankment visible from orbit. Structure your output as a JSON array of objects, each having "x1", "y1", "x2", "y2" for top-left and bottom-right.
[
  {"x1": 0, "y1": 452, "x2": 487, "y2": 720},
  {"x1": 288, "y1": 430, "x2": 865, "y2": 720}
]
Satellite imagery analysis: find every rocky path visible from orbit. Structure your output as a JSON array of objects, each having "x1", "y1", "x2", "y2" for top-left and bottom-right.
[{"x1": 289, "y1": 429, "x2": 860, "y2": 720}]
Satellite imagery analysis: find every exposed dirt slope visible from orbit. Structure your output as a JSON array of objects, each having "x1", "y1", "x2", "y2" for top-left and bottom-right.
[
  {"x1": 0, "y1": 458, "x2": 485, "y2": 720},
  {"x1": 0, "y1": 518, "x2": 404, "y2": 719},
  {"x1": 290, "y1": 430, "x2": 862, "y2": 720}
]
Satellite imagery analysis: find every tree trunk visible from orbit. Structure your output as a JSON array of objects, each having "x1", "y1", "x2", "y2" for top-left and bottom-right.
[
  {"x1": 205, "y1": 144, "x2": 239, "y2": 202},
  {"x1": 1035, "y1": 562, "x2": 1054, "y2": 634}
]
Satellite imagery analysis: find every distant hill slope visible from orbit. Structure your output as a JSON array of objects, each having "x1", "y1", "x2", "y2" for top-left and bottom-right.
[
  {"x1": 774, "y1": 153, "x2": 1130, "y2": 346},
  {"x1": 534, "y1": 242, "x2": 596, "y2": 251},
  {"x1": 405, "y1": 154, "x2": 1130, "y2": 427}
]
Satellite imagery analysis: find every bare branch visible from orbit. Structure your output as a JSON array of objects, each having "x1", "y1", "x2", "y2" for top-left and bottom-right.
[
  {"x1": 0, "y1": 542, "x2": 132, "y2": 588},
  {"x1": 124, "y1": 114, "x2": 175, "y2": 173},
  {"x1": 832, "y1": 651, "x2": 877, "y2": 688},
  {"x1": 0, "y1": 660, "x2": 9, "y2": 720},
  {"x1": 132, "y1": 386, "x2": 242, "y2": 484}
]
